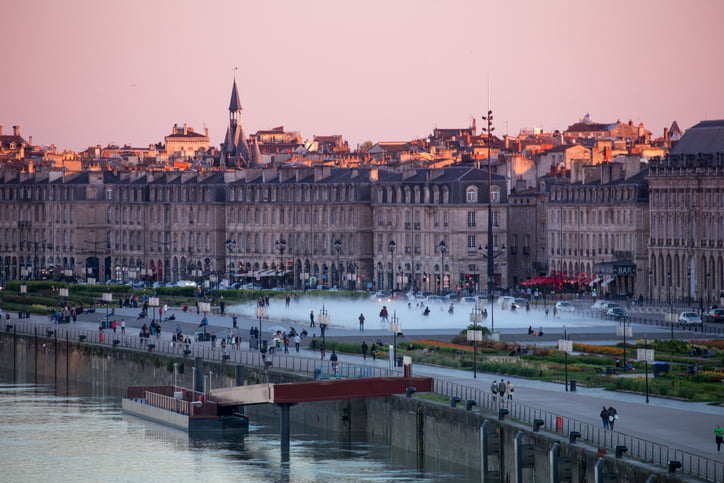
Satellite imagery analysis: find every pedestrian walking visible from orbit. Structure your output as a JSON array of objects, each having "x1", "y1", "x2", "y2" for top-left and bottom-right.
[
  {"x1": 232, "y1": 315, "x2": 238, "y2": 329},
  {"x1": 607, "y1": 406, "x2": 618, "y2": 430},
  {"x1": 359, "y1": 313, "x2": 365, "y2": 331},
  {"x1": 319, "y1": 341, "x2": 326, "y2": 359},
  {"x1": 361, "y1": 340, "x2": 368, "y2": 360},
  {"x1": 310, "y1": 310, "x2": 315, "y2": 327},
  {"x1": 121, "y1": 319, "x2": 125, "y2": 334},
  {"x1": 491, "y1": 379, "x2": 498, "y2": 397},
  {"x1": 371, "y1": 343, "x2": 377, "y2": 361},
  {"x1": 497, "y1": 380, "x2": 506, "y2": 399},
  {"x1": 294, "y1": 334, "x2": 301, "y2": 353},
  {"x1": 330, "y1": 350, "x2": 339, "y2": 375},
  {"x1": 715, "y1": 424, "x2": 723, "y2": 452},
  {"x1": 506, "y1": 380, "x2": 514, "y2": 400},
  {"x1": 111, "y1": 320, "x2": 117, "y2": 333},
  {"x1": 600, "y1": 406, "x2": 609, "y2": 429}
]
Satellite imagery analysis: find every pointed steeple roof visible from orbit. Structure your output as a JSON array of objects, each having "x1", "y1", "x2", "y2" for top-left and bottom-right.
[
  {"x1": 229, "y1": 79, "x2": 242, "y2": 112},
  {"x1": 250, "y1": 138, "x2": 263, "y2": 167}
]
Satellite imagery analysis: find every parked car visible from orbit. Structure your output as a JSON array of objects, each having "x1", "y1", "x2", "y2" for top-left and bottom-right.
[
  {"x1": 704, "y1": 308, "x2": 724, "y2": 323},
  {"x1": 512, "y1": 298, "x2": 528, "y2": 310},
  {"x1": 591, "y1": 300, "x2": 608, "y2": 310},
  {"x1": 459, "y1": 296, "x2": 478, "y2": 305},
  {"x1": 678, "y1": 311, "x2": 702, "y2": 324},
  {"x1": 555, "y1": 301, "x2": 575, "y2": 312},
  {"x1": 597, "y1": 301, "x2": 622, "y2": 314},
  {"x1": 174, "y1": 280, "x2": 198, "y2": 288},
  {"x1": 425, "y1": 295, "x2": 445, "y2": 304},
  {"x1": 606, "y1": 307, "x2": 629, "y2": 321},
  {"x1": 499, "y1": 296, "x2": 516, "y2": 308},
  {"x1": 371, "y1": 290, "x2": 392, "y2": 303}
]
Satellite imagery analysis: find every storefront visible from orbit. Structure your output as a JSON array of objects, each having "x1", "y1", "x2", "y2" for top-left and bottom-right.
[{"x1": 594, "y1": 261, "x2": 636, "y2": 299}]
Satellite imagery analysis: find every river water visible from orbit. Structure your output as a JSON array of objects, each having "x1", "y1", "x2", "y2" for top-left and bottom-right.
[{"x1": 0, "y1": 371, "x2": 479, "y2": 482}]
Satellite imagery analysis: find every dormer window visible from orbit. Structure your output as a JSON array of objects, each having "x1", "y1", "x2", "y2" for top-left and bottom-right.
[{"x1": 466, "y1": 186, "x2": 478, "y2": 203}]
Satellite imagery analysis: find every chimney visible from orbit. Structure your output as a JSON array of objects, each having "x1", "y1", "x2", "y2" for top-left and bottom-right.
[
  {"x1": 13, "y1": 125, "x2": 20, "y2": 136},
  {"x1": 29, "y1": 136, "x2": 33, "y2": 146},
  {"x1": 183, "y1": 123, "x2": 188, "y2": 135},
  {"x1": 0, "y1": 126, "x2": 3, "y2": 135},
  {"x1": 205, "y1": 127, "x2": 209, "y2": 137},
  {"x1": 173, "y1": 123, "x2": 177, "y2": 134},
  {"x1": 663, "y1": 127, "x2": 669, "y2": 141}
]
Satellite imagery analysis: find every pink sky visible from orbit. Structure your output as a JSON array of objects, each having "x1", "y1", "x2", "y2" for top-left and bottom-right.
[{"x1": 2, "y1": 0, "x2": 723, "y2": 151}]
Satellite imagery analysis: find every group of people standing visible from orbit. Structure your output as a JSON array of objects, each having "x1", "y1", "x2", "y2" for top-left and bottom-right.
[
  {"x1": 360, "y1": 341, "x2": 378, "y2": 361},
  {"x1": 599, "y1": 405, "x2": 619, "y2": 430},
  {"x1": 491, "y1": 379, "x2": 514, "y2": 400}
]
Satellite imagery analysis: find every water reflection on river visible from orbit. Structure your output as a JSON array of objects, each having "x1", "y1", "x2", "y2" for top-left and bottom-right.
[{"x1": 0, "y1": 371, "x2": 479, "y2": 482}]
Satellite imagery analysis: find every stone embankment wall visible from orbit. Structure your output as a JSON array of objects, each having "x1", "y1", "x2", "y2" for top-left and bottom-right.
[{"x1": 0, "y1": 333, "x2": 688, "y2": 482}]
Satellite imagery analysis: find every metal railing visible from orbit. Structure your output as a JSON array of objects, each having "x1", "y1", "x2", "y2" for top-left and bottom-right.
[
  {"x1": 432, "y1": 379, "x2": 723, "y2": 482},
  {"x1": 4, "y1": 320, "x2": 721, "y2": 481},
  {"x1": 145, "y1": 390, "x2": 191, "y2": 415}
]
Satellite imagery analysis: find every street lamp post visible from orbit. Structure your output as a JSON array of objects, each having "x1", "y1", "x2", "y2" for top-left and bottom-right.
[
  {"x1": 438, "y1": 240, "x2": 447, "y2": 295},
  {"x1": 388, "y1": 239, "x2": 396, "y2": 292},
  {"x1": 334, "y1": 239, "x2": 342, "y2": 289},
  {"x1": 225, "y1": 239, "x2": 236, "y2": 284},
  {"x1": 469, "y1": 305, "x2": 484, "y2": 379},
  {"x1": 706, "y1": 273, "x2": 711, "y2": 307},
  {"x1": 255, "y1": 302, "x2": 266, "y2": 348},
  {"x1": 648, "y1": 270, "x2": 653, "y2": 305},
  {"x1": 563, "y1": 325, "x2": 568, "y2": 392},
  {"x1": 319, "y1": 305, "x2": 330, "y2": 343},
  {"x1": 274, "y1": 237, "x2": 287, "y2": 288},
  {"x1": 622, "y1": 316, "x2": 628, "y2": 373},
  {"x1": 482, "y1": 108, "x2": 496, "y2": 331},
  {"x1": 667, "y1": 271, "x2": 673, "y2": 340},
  {"x1": 644, "y1": 337, "x2": 650, "y2": 404},
  {"x1": 389, "y1": 310, "x2": 401, "y2": 370},
  {"x1": 477, "y1": 245, "x2": 483, "y2": 293}
]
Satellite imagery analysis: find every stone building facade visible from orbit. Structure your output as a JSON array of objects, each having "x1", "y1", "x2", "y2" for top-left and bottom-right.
[
  {"x1": 0, "y1": 166, "x2": 507, "y2": 295},
  {"x1": 547, "y1": 162, "x2": 649, "y2": 299},
  {"x1": 647, "y1": 120, "x2": 724, "y2": 307}
]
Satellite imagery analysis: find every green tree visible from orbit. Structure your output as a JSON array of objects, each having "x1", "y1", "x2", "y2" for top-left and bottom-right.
[{"x1": 359, "y1": 140, "x2": 374, "y2": 151}]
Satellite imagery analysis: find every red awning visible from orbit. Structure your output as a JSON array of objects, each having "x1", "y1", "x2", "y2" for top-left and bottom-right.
[{"x1": 520, "y1": 276, "x2": 555, "y2": 286}]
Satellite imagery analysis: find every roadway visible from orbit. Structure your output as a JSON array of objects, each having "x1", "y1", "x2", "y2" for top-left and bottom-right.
[{"x1": 21, "y1": 300, "x2": 724, "y2": 465}]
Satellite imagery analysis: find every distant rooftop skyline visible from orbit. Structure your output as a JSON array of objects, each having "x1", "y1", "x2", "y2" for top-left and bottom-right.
[{"x1": 2, "y1": 0, "x2": 723, "y2": 151}]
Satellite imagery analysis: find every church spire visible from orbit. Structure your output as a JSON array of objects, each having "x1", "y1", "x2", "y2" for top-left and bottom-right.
[
  {"x1": 222, "y1": 77, "x2": 250, "y2": 167},
  {"x1": 229, "y1": 78, "x2": 242, "y2": 112}
]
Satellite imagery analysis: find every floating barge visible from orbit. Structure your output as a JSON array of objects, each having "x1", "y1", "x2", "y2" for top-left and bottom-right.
[{"x1": 122, "y1": 385, "x2": 248, "y2": 432}]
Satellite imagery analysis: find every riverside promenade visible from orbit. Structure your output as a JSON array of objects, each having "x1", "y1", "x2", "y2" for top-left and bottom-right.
[{"x1": 8, "y1": 301, "x2": 724, "y2": 481}]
